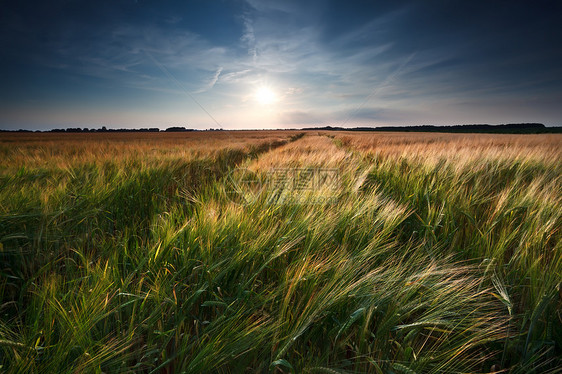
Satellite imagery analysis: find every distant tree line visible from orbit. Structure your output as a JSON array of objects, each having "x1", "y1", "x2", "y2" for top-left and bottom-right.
[
  {"x1": 1, "y1": 123, "x2": 560, "y2": 134},
  {"x1": 302, "y1": 123, "x2": 562, "y2": 134},
  {"x1": 0, "y1": 126, "x2": 198, "y2": 133},
  {"x1": 49, "y1": 126, "x2": 162, "y2": 133}
]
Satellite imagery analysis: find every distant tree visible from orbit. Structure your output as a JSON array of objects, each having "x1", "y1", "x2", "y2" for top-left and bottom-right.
[{"x1": 165, "y1": 126, "x2": 190, "y2": 132}]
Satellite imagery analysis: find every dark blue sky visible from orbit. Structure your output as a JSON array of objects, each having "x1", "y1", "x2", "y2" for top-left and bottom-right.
[{"x1": 1, "y1": 0, "x2": 561, "y2": 129}]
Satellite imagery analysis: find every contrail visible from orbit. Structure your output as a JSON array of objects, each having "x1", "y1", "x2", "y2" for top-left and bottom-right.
[{"x1": 142, "y1": 49, "x2": 222, "y2": 128}]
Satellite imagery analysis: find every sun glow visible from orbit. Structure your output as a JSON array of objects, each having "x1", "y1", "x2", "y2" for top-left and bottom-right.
[{"x1": 255, "y1": 86, "x2": 277, "y2": 105}]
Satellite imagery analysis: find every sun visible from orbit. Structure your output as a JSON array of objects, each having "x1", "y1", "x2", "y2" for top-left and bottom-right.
[{"x1": 255, "y1": 86, "x2": 277, "y2": 105}]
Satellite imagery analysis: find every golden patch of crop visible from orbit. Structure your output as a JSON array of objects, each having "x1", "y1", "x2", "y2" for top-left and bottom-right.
[{"x1": 0, "y1": 130, "x2": 301, "y2": 172}]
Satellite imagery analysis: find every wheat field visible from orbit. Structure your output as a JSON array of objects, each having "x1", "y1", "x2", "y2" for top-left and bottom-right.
[{"x1": 0, "y1": 131, "x2": 560, "y2": 373}]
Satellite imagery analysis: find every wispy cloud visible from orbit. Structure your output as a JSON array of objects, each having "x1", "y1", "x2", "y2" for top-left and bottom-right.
[
  {"x1": 241, "y1": 15, "x2": 257, "y2": 64},
  {"x1": 193, "y1": 67, "x2": 223, "y2": 93},
  {"x1": 2, "y1": 0, "x2": 561, "y2": 129}
]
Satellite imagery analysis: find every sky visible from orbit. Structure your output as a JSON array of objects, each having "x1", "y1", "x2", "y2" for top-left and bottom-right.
[{"x1": 1, "y1": 0, "x2": 561, "y2": 130}]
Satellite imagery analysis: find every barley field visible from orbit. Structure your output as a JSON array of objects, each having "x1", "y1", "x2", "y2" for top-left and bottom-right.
[{"x1": 0, "y1": 131, "x2": 560, "y2": 373}]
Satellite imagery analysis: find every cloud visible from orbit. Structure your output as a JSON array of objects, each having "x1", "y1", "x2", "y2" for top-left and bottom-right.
[
  {"x1": 3, "y1": 0, "x2": 562, "y2": 129},
  {"x1": 278, "y1": 105, "x2": 422, "y2": 127},
  {"x1": 278, "y1": 110, "x2": 325, "y2": 125},
  {"x1": 336, "y1": 106, "x2": 421, "y2": 123},
  {"x1": 208, "y1": 67, "x2": 223, "y2": 88},
  {"x1": 165, "y1": 15, "x2": 182, "y2": 24},
  {"x1": 240, "y1": 15, "x2": 257, "y2": 63},
  {"x1": 221, "y1": 69, "x2": 253, "y2": 83},
  {"x1": 284, "y1": 87, "x2": 302, "y2": 96},
  {"x1": 193, "y1": 67, "x2": 223, "y2": 93}
]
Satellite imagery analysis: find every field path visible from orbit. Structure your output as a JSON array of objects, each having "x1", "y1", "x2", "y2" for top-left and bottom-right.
[
  {"x1": 221, "y1": 133, "x2": 384, "y2": 206},
  {"x1": 246, "y1": 134, "x2": 352, "y2": 170}
]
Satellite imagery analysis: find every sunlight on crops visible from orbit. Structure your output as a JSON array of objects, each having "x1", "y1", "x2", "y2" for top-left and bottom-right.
[{"x1": 0, "y1": 131, "x2": 560, "y2": 373}]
